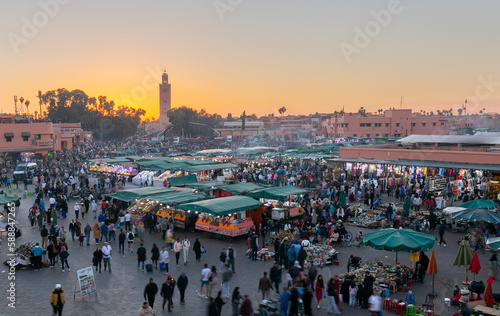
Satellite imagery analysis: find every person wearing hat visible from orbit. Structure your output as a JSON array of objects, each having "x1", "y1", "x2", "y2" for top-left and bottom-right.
[{"x1": 50, "y1": 284, "x2": 65, "y2": 316}]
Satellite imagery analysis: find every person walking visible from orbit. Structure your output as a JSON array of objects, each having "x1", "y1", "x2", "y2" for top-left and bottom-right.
[
  {"x1": 219, "y1": 247, "x2": 227, "y2": 271},
  {"x1": 438, "y1": 220, "x2": 447, "y2": 246},
  {"x1": 160, "y1": 246, "x2": 170, "y2": 274},
  {"x1": 31, "y1": 242, "x2": 43, "y2": 271},
  {"x1": 231, "y1": 287, "x2": 243, "y2": 316},
  {"x1": 208, "y1": 266, "x2": 219, "y2": 299},
  {"x1": 59, "y1": 246, "x2": 70, "y2": 272},
  {"x1": 151, "y1": 243, "x2": 160, "y2": 269},
  {"x1": 118, "y1": 229, "x2": 126, "y2": 255},
  {"x1": 258, "y1": 271, "x2": 274, "y2": 300},
  {"x1": 160, "y1": 275, "x2": 176, "y2": 311},
  {"x1": 102, "y1": 242, "x2": 112, "y2": 273},
  {"x1": 50, "y1": 284, "x2": 65, "y2": 316},
  {"x1": 251, "y1": 233, "x2": 259, "y2": 261},
  {"x1": 74, "y1": 202, "x2": 80, "y2": 220},
  {"x1": 144, "y1": 278, "x2": 158, "y2": 309},
  {"x1": 278, "y1": 287, "x2": 290, "y2": 316},
  {"x1": 108, "y1": 223, "x2": 116, "y2": 241},
  {"x1": 368, "y1": 289, "x2": 382, "y2": 316},
  {"x1": 177, "y1": 272, "x2": 188, "y2": 304},
  {"x1": 137, "y1": 243, "x2": 147, "y2": 271},
  {"x1": 315, "y1": 275, "x2": 325, "y2": 309},
  {"x1": 270, "y1": 261, "x2": 282, "y2": 294},
  {"x1": 182, "y1": 236, "x2": 190, "y2": 266},
  {"x1": 93, "y1": 222, "x2": 101, "y2": 246},
  {"x1": 127, "y1": 230, "x2": 135, "y2": 252},
  {"x1": 239, "y1": 295, "x2": 253, "y2": 316},
  {"x1": 41, "y1": 225, "x2": 49, "y2": 249},
  {"x1": 199, "y1": 263, "x2": 211, "y2": 299},
  {"x1": 138, "y1": 301, "x2": 153, "y2": 316},
  {"x1": 326, "y1": 278, "x2": 341, "y2": 315},
  {"x1": 490, "y1": 253, "x2": 498, "y2": 279},
  {"x1": 226, "y1": 244, "x2": 236, "y2": 273},
  {"x1": 69, "y1": 220, "x2": 76, "y2": 242},
  {"x1": 214, "y1": 291, "x2": 226, "y2": 316},
  {"x1": 93, "y1": 246, "x2": 103, "y2": 273},
  {"x1": 174, "y1": 238, "x2": 182, "y2": 267},
  {"x1": 47, "y1": 241, "x2": 59, "y2": 268},
  {"x1": 193, "y1": 238, "x2": 202, "y2": 262},
  {"x1": 84, "y1": 223, "x2": 91, "y2": 247},
  {"x1": 221, "y1": 264, "x2": 233, "y2": 298}
]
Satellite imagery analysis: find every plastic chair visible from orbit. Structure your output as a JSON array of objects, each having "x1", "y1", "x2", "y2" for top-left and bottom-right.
[
  {"x1": 396, "y1": 302, "x2": 406, "y2": 315},
  {"x1": 389, "y1": 282, "x2": 397, "y2": 293},
  {"x1": 424, "y1": 310, "x2": 434, "y2": 316},
  {"x1": 422, "y1": 294, "x2": 435, "y2": 311},
  {"x1": 405, "y1": 291, "x2": 415, "y2": 305},
  {"x1": 406, "y1": 304, "x2": 416, "y2": 316},
  {"x1": 383, "y1": 298, "x2": 392, "y2": 311},
  {"x1": 391, "y1": 299, "x2": 399, "y2": 311}
]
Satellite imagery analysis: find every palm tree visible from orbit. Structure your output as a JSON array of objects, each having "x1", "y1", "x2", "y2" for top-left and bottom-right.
[
  {"x1": 25, "y1": 100, "x2": 30, "y2": 114},
  {"x1": 457, "y1": 108, "x2": 463, "y2": 116},
  {"x1": 278, "y1": 106, "x2": 287, "y2": 115}
]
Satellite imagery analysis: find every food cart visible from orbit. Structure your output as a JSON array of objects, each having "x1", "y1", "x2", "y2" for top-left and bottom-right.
[{"x1": 177, "y1": 195, "x2": 261, "y2": 242}]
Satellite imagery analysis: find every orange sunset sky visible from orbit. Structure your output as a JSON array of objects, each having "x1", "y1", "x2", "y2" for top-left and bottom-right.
[{"x1": 1, "y1": 1, "x2": 500, "y2": 120}]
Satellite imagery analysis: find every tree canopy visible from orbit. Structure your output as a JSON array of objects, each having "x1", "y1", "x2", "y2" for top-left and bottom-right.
[
  {"x1": 167, "y1": 106, "x2": 223, "y2": 137},
  {"x1": 40, "y1": 88, "x2": 146, "y2": 140}
]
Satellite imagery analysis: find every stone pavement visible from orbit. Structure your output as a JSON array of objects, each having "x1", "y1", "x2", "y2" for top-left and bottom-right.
[{"x1": 0, "y1": 181, "x2": 494, "y2": 316}]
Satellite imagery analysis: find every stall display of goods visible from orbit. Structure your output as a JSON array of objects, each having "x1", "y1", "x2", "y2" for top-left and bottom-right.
[
  {"x1": 90, "y1": 164, "x2": 138, "y2": 176},
  {"x1": 154, "y1": 170, "x2": 184, "y2": 182},
  {"x1": 132, "y1": 171, "x2": 155, "y2": 185},
  {"x1": 223, "y1": 172, "x2": 235, "y2": 180},
  {"x1": 157, "y1": 209, "x2": 186, "y2": 229},
  {"x1": 347, "y1": 205, "x2": 387, "y2": 228},
  {"x1": 126, "y1": 200, "x2": 160, "y2": 225},
  {"x1": 195, "y1": 214, "x2": 254, "y2": 237},
  {"x1": 339, "y1": 260, "x2": 413, "y2": 288},
  {"x1": 304, "y1": 244, "x2": 338, "y2": 268}
]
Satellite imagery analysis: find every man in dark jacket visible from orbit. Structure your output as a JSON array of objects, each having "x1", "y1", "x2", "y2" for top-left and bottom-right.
[
  {"x1": 363, "y1": 271, "x2": 375, "y2": 309},
  {"x1": 144, "y1": 278, "x2": 158, "y2": 308},
  {"x1": 161, "y1": 275, "x2": 176, "y2": 311},
  {"x1": 297, "y1": 247, "x2": 307, "y2": 269},
  {"x1": 270, "y1": 262, "x2": 282, "y2": 294},
  {"x1": 177, "y1": 272, "x2": 188, "y2": 303},
  {"x1": 251, "y1": 233, "x2": 258, "y2": 261}
]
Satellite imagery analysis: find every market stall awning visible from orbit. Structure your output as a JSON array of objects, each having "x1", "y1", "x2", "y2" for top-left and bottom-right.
[
  {"x1": 451, "y1": 208, "x2": 500, "y2": 223},
  {"x1": 154, "y1": 191, "x2": 207, "y2": 205},
  {"x1": 168, "y1": 175, "x2": 198, "y2": 187},
  {"x1": 182, "y1": 163, "x2": 238, "y2": 173},
  {"x1": 109, "y1": 187, "x2": 174, "y2": 202},
  {"x1": 247, "y1": 185, "x2": 309, "y2": 202},
  {"x1": 361, "y1": 228, "x2": 436, "y2": 253},
  {"x1": 184, "y1": 181, "x2": 225, "y2": 191},
  {"x1": 460, "y1": 199, "x2": 497, "y2": 209},
  {"x1": 218, "y1": 183, "x2": 265, "y2": 195},
  {"x1": 0, "y1": 195, "x2": 19, "y2": 205},
  {"x1": 177, "y1": 196, "x2": 261, "y2": 216}
]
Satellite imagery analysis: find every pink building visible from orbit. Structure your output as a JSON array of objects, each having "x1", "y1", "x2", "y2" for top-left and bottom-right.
[
  {"x1": 0, "y1": 122, "x2": 87, "y2": 160},
  {"x1": 317, "y1": 109, "x2": 451, "y2": 138}
]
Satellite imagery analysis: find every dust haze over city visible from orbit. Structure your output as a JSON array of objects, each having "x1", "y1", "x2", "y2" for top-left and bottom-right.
[{"x1": 1, "y1": 1, "x2": 500, "y2": 316}]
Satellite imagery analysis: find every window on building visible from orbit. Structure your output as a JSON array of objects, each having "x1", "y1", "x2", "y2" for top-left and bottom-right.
[
  {"x1": 411, "y1": 122, "x2": 416, "y2": 127},
  {"x1": 422, "y1": 122, "x2": 426, "y2": 127},
  {"x1": 353, "y1": 134, "x2": 357, "y2": 137},
  {"x1": 22, "y1": 132, "x2": 30, "y2": 141},
  {"x1": 441, "y1": 122, "x2": 444, "y2": 126},
  {"x1": 34, "y1": 134, "x2": 41, "y2": 140},
  {"x1": 22, "y1": 135, "x2": 29, "y2": 141},
  {"x1": 385, "y1": 123, "x2": 390, "y2": 127},
  {"x1": 366, "y1": 134, "x2": 371, "y2": 137},
  {"x1": 433, "y1": 122, "x2": 436, "y2": 126},
  {"x1": 376, "y1": 134, "x2": 380, "y2": 137},
  {"x1": 394, "y1": 133, "x2": 401, "y2": 137},
  {"x1": 5, "y1": 136, "x2": 12, "y2": 142},
  {"x1": 374, "y1": 123, "x2": 381, "y2": 127},
  {"x1": 396, "y1": 123, "x2": 400, "y2": 127},
  {"x1": 384, "y1": 134, "x2": 389, "y2": 137}
]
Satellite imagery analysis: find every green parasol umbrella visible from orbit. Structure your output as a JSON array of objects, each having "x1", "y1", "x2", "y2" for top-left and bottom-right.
[
  {"x1": 453, "y1": 240, "x2": 474, "y2": 284},
  {"x1": 402, "y1": 195, "x2": 411, "y2": 217},
  {"x1": 460, "y1": 199, "x2": 497, "y2": 209},
  {"x1": 361, "y1": 228, "x2": 436, "y2": 263},
  {"x1": 338, "y1": 191, "x2": 347, "y2": 208},
  {"x1": 486, "y1": 237, "x2": 500, "y2": 251},
  {"x1": 451, "y1": 208, "x2": 500, "y2": 223}
]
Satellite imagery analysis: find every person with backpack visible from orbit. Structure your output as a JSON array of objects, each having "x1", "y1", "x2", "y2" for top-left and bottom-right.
[
  {"x1": 219, "y1": 248, "x2": 227, "y2": 272},
  {"x1": 226, "y1": 245, "x2": 236, "y2": 273},
  {"x1": 127, "y1": 230, "x2": 135, "y2": 252},
  {"x1": 137, "y1": 243, "x2": 147, "y2": 272}
]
